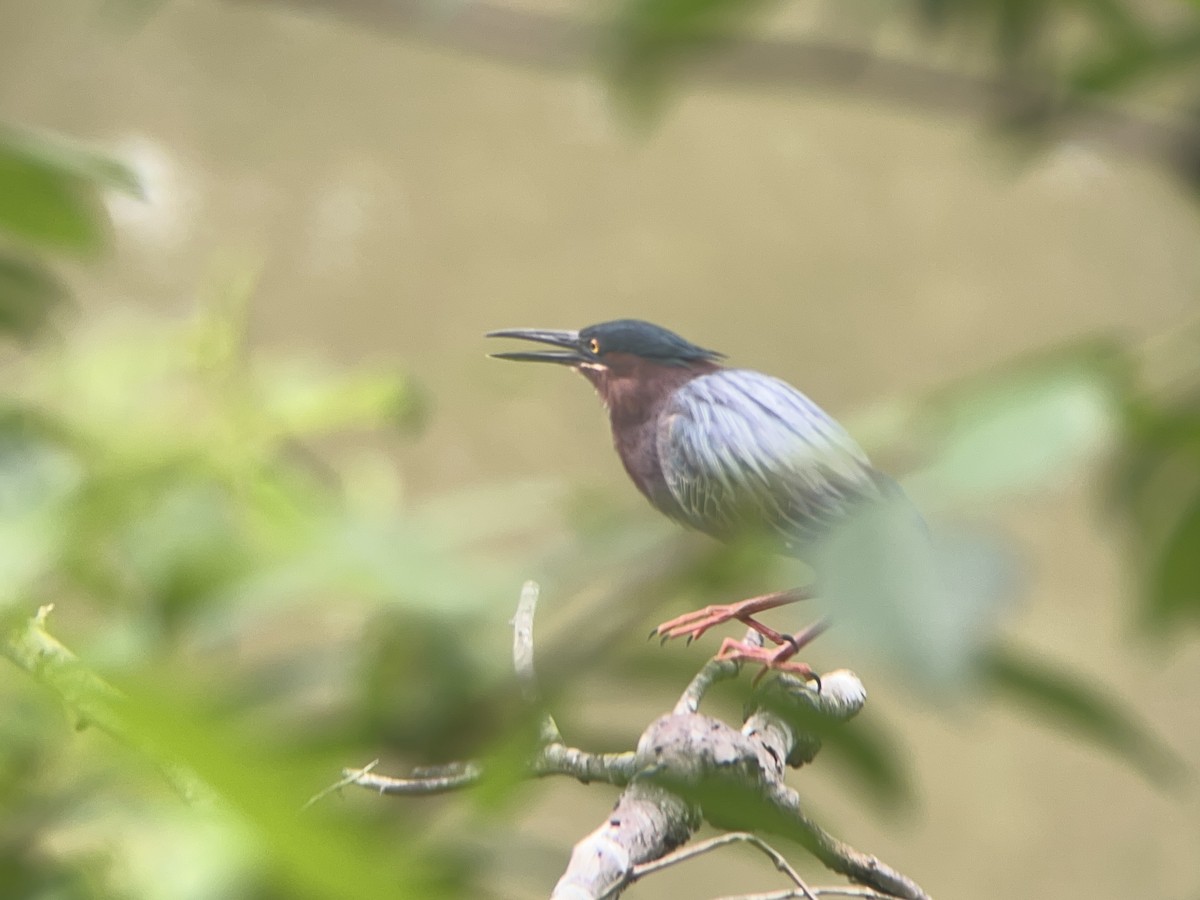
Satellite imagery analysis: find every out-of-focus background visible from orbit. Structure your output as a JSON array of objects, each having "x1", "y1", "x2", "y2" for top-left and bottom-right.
[{"x1": 2, "y1": 1, "x2": 1200, "y2": 898}]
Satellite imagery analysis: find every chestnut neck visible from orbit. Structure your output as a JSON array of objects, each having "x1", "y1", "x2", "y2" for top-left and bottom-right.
[
  {"x1": 579, "y1": 353, "x2": 719, "y2": 426},
  {"x1": 576, "y1": 353, "x2": 717, "y2": 513}
]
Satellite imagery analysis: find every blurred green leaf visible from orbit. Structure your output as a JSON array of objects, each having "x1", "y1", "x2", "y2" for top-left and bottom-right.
[
  {"x1": 984, "y1": 644, "x2": 1185, "y2": 785},
  {"x1": 359, "y1": 611, "x2": 521, "y2": 762},
  {"x1": 112, "y1": 675, "x2": 457, "y2": 900},
  {"x1": 814, "y1": 493, "x2": 1019, "y2": 692},
  {"x1": 257, "y1": 362, "x2": 429, "y2": 437},
  {"x1": 605, "y1": 0, "x2": 772, "y2": 118},
  {"x1": 0, "y1": 169, "x2": 101, "y2": 253},
  {"x1": 1109, "y1": 393, "x2": 1200, "y2": 632},
  {"x1": 816, "y1": 718, "x2": 913, "y2": 810},
  {"x1": 5, "y1": 598, "x2": 461, "y2": 899},
  {"x1": 1071, "y1": 27, "x2": 1200, "y2": 94},
  {"x1": 116, "y1": 479, "x2": 258, "y2": 629},
  {"x1": 0, "y1": 124, "x2": 143, "y2": 199},
  {"x1": 1149, "y1": 496, "x2": 1200, "y2": 628},
  {"x1": 1110, "y1": 397, "x2": 1200, "y2": 519},
  {"x1": 908, "y1": 341, "x2": 1127, "y2": 503},
  {"x1": 916, "y1": 0, "x2": 1186, "y2": 78},
  {"x1": 0, "y1": 252, "x2": 69, "y2": 338},
  {"x1": 0, "y1": 125, "x2": 138, "y2": 254},
  {"x1": 0, "y1": 422, "x2": 81, "y2": 614}
]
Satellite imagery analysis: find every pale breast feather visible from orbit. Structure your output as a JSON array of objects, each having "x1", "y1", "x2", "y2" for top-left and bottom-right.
[{"x1": 655, "y1": 369, "x2": 882, "y2": 548}]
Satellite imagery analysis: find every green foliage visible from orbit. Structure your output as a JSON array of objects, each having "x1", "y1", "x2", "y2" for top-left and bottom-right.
[
  {"x1": 604, "y1": 0, "x2": 773, "y2": 118},
  {"x1": 0, "y1": 292, "x2": 554, "y2": 898},
  {"x1": 904, "y1": 341, "x2": 1127, "y2": 504},
  {"x1": 0, "y1": 253, "x2": 70, "y2": 339},
  {"x1": 0, "y1": 124, "x2": 139, "y2": 339},
  {"x1": 0, "y1": 125, "x2": 142, "y2": 204},
  {"x1": 1071, "y1": 24, "x2": 1200, "y2": 95},
  {"x1": 1111, "y1": 386, "x2": 1200, "y2": 632},
  {"x1": 0, "y1": 138, "x2": 105, "y2": 254},
  {"x1": 831, "y1": 344, "x2": 1127, "y2": 691}
]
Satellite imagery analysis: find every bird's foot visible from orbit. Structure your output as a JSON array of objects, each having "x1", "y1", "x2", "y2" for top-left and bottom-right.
[
  {"x1": 651, "y1": 589, "x2": 811, "y2": 646},
  {"x1": 714, "y1": 637, "x2": 820, "y2": 688},
  {"x1": 652, "y1": 604, "x2": 782, "y2": 645}
]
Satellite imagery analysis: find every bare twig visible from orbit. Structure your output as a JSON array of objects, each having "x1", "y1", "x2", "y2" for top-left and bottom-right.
[
  {"x1": 340, "y1": 760, "x2": 482, "y2": 796},
  {"x1": 632, "y1": 832, "x2": 816, "y2": 900},
  {"x1": 512, "y1": 579, "x2": 563, "y2": 744},
  {"x1": 331, "y1": 742, "x2": 633, "y2": 802},
  {"x1": 303, "y1": 760, "x2": 380, "y2": 809},
  {"x1": 715, "y1": 889, "x2": 898, "y2": 900}
]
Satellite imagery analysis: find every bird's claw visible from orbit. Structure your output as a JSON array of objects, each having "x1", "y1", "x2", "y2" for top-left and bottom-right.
[
  {"x1": 652, "y1": 603, "x2": 747, "y2": 644},
  {"x1": 713, "y1": 638, "x2": 820, "y2": 688}
]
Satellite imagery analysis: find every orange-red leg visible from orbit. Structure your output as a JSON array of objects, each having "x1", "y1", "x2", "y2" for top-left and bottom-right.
[
  {"x1": 652, "y1": 588, "x2": 813, "y2": 646},
  {"x1": 714, "y1": 618, "x2": 831, "y2": 686}
]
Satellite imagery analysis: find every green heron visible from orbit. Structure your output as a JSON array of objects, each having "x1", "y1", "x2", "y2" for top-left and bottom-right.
[{"x1": 487, "y1": 319, "x2": 922, "y2": 681}]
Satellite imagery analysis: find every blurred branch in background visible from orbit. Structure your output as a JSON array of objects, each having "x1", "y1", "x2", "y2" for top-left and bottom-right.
[{"x1": 227, "y1": 0, "x2": 1200, "y2": 184}]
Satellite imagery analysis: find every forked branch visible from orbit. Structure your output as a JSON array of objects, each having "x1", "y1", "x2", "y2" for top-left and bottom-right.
[{"x1": 339, "y1": 583, "x2": 930, "y2": 900}]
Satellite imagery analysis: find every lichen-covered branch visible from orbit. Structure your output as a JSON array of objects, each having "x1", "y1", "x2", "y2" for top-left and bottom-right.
[
  {"x1": 549, "y1": 665, "x2": 915, "y2": 900},
  {"x1": 532, "y1": 743, "x2": 637, "y2": 786},
  {"x1": 755, "y1": 779, "x2": 929, "y2": 900},
  {"x1": 551, "y1": 779, "x2": 699, "y2": 900},
  {"x1": 341, "y1": 583, "x2": 929, "y2": 899}
]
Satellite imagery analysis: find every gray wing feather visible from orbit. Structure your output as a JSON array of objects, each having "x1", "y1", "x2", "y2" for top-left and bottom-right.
[{"x1": 656, "y1": 369, "x2": 883, "y2": 550}]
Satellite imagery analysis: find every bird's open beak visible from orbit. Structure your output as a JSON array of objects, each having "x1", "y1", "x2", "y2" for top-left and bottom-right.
[{"x1": 486, "y1": 328, "x2": 585, "y2": 365}]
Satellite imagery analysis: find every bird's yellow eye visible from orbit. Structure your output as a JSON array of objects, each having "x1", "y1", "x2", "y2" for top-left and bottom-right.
[{"x1": 588, "y1": 338, "x2": 601, "y2": 355}]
